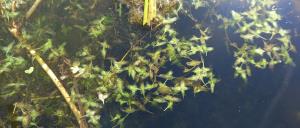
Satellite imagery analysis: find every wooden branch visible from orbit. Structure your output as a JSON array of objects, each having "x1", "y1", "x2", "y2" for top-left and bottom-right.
[
  {"x1": 7, "y1": 1, "x2": 87, "y2": 127},
  {"x1": 73, "y1": 78, "x2": 89, "y2": 128},
  {"x1": 25, "y1": 0, "x2": 43, "y2": 19},
  {"x1": 9, "y1": 30, "x2": 87, "y2": 128}
]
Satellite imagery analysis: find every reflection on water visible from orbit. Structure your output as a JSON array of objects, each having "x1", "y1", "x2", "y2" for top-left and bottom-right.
[
  {"x1": 122, "y1": 0, "x2": 300, "y2": 128},
  {"x1": 292, "y1": 0, "x2": 300, "y2": 14}
]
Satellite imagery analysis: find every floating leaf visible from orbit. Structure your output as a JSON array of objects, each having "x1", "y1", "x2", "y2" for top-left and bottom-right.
[
  {"x1": 24, "y1": 67, "x2": 34, "y2": 74},
  {"x1": 231, "y1": 10, "x2": 243, "y2": 21},
  {"x1": 100, "y1": 41, "x2": 110, "y2": 58},
  {"x1": 174, "y1": 81, "x2": 188, "y2": 98},
  {"x1": 186, "y1": 60, "x2": 201, "y2": 67},
  {"x1": 254, "y1": 48, "x2": 265, "y2": 56},
  {"x1": 158, "y1": 71, "x2": 174, "y2": 80},
  {"x1": 128, "y1": 85, "x2": 139, "y2": 95},
  {"x1": 157, "y1": 84, "x2": 172, "y2": 95},
  {"x1": 164, "y1": 95, "x2": 181, "y2": 102},
  {"x1": 140, "y1": 83, "x2": 146, "y2": 96},
  {"x1": 164, "y1": 101, "x2": 174, "y2": 111}
]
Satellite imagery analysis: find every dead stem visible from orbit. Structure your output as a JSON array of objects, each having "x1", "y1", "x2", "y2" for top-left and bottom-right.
[{"x1": 7, "y1": 0, "x2": 88, "y2": 127}]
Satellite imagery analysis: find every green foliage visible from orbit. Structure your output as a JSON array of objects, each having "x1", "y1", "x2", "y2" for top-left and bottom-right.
[
  {"x1": 192, "y1": 0, "x2": 208, "y2": 9},
  {"x1": 89, "y1": 16, "x2": 113, "y2": 38},
  {"x1": 0, "y1": 0, "x2": 296, "y2": 127},
  {"x1": 218, "y1": 0, "x2": 295, "y2": 81},
  {"x1": 0, "y1": 43, "x2": 26, "y2": 74}
]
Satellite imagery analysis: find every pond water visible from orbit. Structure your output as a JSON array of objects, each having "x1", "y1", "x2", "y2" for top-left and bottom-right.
[
  {"x1": 120, "y1": 0, "x2": 300, "y2": 128},
  {"x1": 1, "y1": 0, "x2": 300, "y2": 127}
]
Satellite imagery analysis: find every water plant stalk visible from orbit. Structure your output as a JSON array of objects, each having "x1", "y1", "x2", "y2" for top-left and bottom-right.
[{"x1": 7, "y1": 0, "x2": 88, "y2": 127}]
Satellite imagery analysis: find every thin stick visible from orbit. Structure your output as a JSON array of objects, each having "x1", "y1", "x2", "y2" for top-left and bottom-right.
[
  {"x1": 8, "y1": 0, "x2": 87, "y2": 127},
  {"x1": 73, "y1": 78, "x2": 89, "y2": 128},
  {"x1": 30, "y1": 96, "x2": 61, "y2": 101},
  {"x1": 9, "y1": 31, "x2": 87, "y2": 128},
  {"x1": 25, "y1": 0, "x2": 43, "y2": 19}
]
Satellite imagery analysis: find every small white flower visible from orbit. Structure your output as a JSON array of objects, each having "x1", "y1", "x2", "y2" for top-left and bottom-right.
[
  {"x1": 70, "y1": 66, "x2": 81, "y2": 74},
  {"x1": 70, "y1": 66, "x2": 85, "y2": 77},
  {"x1": 97, "y1": 92, "x2": 109, "y2": 104}
]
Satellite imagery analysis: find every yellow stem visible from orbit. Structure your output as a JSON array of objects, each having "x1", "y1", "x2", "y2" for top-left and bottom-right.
[{"x1": 9, "y1": 31, "x2": 87, "y2": 128}]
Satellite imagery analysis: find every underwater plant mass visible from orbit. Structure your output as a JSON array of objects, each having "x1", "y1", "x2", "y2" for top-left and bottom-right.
[{"x1": 0, "y1": 0, "x2": 299, "y2": 127}]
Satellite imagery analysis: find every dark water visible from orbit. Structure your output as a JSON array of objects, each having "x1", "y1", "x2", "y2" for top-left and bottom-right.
[
  {"x1": 1, "y1": 0, "x2": 299, "y2": 127},
  {"x1": 122, "y1": 0, "x2": 300, "y2": 128}
]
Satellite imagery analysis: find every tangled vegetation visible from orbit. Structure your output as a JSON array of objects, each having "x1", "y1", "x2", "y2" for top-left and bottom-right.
[{"x1": 0, "y1": 0, "x2": 296, "y2": 127}]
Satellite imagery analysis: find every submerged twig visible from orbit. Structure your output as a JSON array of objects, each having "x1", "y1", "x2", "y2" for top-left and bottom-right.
[
  {"x1": 7, "y1": 1, "x2": 87, "y2": 127},
  {"x1": 30, "y1": 96, "x2": 61, "y2": 101},
  {"x1": 72, "y1": 78, "x2": 89, "y2": 128},
  {"x1": 9, "y1": 31, "x2": 86, "y2": 128},
  {"x1": 25, "y1": 0, "x2": 43, "y2": 19}
]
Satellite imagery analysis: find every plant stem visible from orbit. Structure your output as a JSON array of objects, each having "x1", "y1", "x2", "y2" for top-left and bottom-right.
[
  {"x1": 7, "y1": 0, "x2": 88, "y2": 127},
  {"x1": 25, "y1": 0, "x2": 43, "y2": 19},
  {"x1": 8, "y1": 30, "x2": 87, "y2": 128}
]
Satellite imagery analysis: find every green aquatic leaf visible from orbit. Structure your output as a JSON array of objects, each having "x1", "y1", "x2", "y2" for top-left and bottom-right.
[
  {"x1": 209, "y1": 76, "x2": 218, "y2": 93},
  {"x1": 157, "y1": 84, "x2": 172, "y2": 95},
  {"x1": 1, "y1": 43, "x2": 14, "y2": 54},
  {"x1": 164, "y1": 95, "x2": 181, "y2": 102},
  {"x1": 153, "y1": 97, "x2": 167, "y2": 103},
  {"x1": 39, "y1": 39, "x2": 53, "y2": 53},
  {"x1": 5, "y1": 11, "x2": 19, "y2": 18},
  {"x1": 196, "y1": 45, "x2": 214, "y2": 55},
  {"x1": 199, "y1": 35, "x2": 210, "y2": 44},
  {"x1": 128, "y1": 85, "x2": 139, "y2": 95},
  {"x1": 254, "y1": 59, "x2": 268, "y2": 68},
  {"x1": 132, "y1": 101, "x2": 153, "y2": 114},
  {"x1": 24, "y1": 67, "x2": 34, "y2": 74},
  {"x1": 145, "y1": 83, "x2": 157, "y2": 90},
  {"x1": 193, "y1": 84, "x2": 209, "y2": 93},
  {"x1": 122, "y1": 107, "x2": 137, "y2": 114},
  {"x1": 186, "y1": 60, "x2": 201, "y2": 67},
  {"x1": 240, "y1": 34, "x2": 255, "y2": 41},
  {"x1": 140, "y1": 83, "x2": 146, "y2": 96},
  {"x1": 127, "y1": 65, "x2": 136, "y2": 79},
  {"x1": 0, "y1": 0, "x2": 296, "y2": 127},
  {"x1": 89, "y1": 16, "x2": 111, "y2": 38},
  {"x1": 261, "y1": 0, "x2": 277, "y2": 7},
  {"x1": 164, "y1": 101, "x2": 174, "y2": 111},
  {"x1": 192, "y1": 0, "x2": 207, "y2": 9},
  {"x1": 158, "y1": 71, "x2": 174, "y2": 80},
  {"x1": 174, "y1": 81, "x2": 188, "y2": 98},
  {"x1": 162, "y1": 17, "x2": 178, "y2": 24},
  {"x1": 234, "y1": 66, "x2": 248, "y2": 81},
  {"x1": 277, "y1": 36, "x2": 291, "y2": 47},
  {"x1": 231, "y1": 10, "x2": 243, "y2": 21},
  {"x1": 268, "y1": 11, "x2": 281, "y2": 20},
  {"x1": 254, "y1": 48, "x2": 265, "y2": 56},
  {"x1": 111, "y1": 114, "x2": 121, "y2": 122},
  {"x1": 166, "y1": 44, "x2": 176, "y2": 61},
  {"x1": 48, "y1": 43, "x2": 66, "y2": 60},
  {"x1": 100, "y1": 41, "x2": 110, "y2": 58},
  {"x1": 148, "y1": 50, "x2": 161, "y2": 63}
]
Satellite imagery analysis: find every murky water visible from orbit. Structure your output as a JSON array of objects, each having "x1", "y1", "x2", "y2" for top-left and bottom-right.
[
  {"x1": 1, "y1": 0, "x2": 299, "y2": 127},
  {"x1": 121, "y1": 0, "x2": 300, "y2": 128}
]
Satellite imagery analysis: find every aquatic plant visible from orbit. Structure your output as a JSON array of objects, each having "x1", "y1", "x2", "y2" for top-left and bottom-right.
[{"x1": 0, "y1": 0, "x2": 296, "y2": 127}]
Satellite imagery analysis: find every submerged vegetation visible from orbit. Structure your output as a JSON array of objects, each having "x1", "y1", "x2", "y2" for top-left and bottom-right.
[{"x1": 0, "y1": 0, "x2": 296, "y2": 127}]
